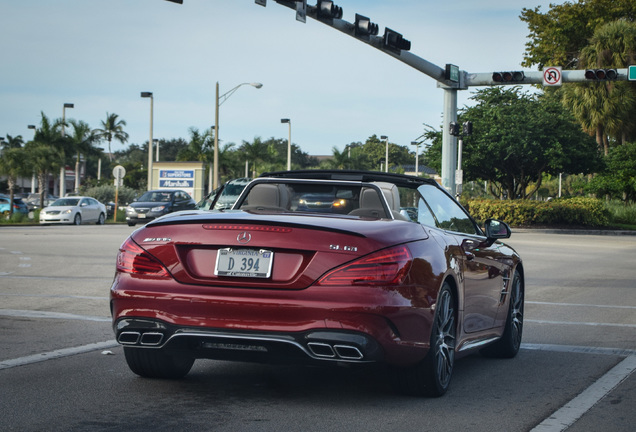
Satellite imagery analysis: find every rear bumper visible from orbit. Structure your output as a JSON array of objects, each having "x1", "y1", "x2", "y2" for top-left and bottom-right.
[
  {"x1": 110, "y1": 275, "x2": 435, "y2": 366},
  {"x1": 114, "y1": 317, "x2": 383, "y2": 365}
]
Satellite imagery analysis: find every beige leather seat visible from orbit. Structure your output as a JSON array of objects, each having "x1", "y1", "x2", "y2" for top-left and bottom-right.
[{"x1": 241, "y1": 184, "x2": 290, "y2": 211}]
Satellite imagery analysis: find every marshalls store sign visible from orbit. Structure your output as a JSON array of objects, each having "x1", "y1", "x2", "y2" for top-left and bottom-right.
[{"x1": 159, "y1": 170, "x2": 195, "y2": 197}]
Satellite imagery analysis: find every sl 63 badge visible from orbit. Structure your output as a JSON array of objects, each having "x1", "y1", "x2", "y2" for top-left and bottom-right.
[{"x1": 329, "y1": 244, "x2": 358, "y2": 252}]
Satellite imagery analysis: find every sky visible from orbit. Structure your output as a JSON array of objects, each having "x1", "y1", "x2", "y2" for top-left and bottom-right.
[{"x1": 2, "y1": 0, "x2": 564, "y2": 157}]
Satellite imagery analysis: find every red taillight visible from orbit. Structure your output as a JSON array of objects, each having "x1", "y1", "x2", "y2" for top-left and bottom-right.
[
  {"x1": 317, "y1": 245, "x2": 412, "y2": 286},
  {"x1": 116, "y1": 238, "x2": 169, "y2": 278}
]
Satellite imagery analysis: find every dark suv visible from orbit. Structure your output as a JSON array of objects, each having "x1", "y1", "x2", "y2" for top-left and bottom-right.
[{"x1": 125, "y1": 189, "x2": 196, "y2": 226}]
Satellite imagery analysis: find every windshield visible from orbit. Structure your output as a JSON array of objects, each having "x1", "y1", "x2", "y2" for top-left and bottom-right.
[
  {"x1": 138, "y1": 191, "x2": 172, "y2": 202},
  {"x1": 52, "y1": 198, "x2": 80, "y2": 207}
]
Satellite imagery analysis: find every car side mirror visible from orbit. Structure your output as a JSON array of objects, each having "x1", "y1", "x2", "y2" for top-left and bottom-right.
[{"x1": 484, "y1": 219, "x2": 511, "y2": 240}]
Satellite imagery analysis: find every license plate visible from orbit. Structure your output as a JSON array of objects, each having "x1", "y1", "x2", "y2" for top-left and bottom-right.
[
  {"x1": 138, "y1": 214, "x2": 146, "y2": 218},
  {"x1": 215, "y1": 248, "x2": 274, "y2": 278}
]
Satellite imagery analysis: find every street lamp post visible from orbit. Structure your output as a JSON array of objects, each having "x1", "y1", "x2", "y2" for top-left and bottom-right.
[
  {"x1": 61, "y1": 103, "x2": 74, "y2": 196},
  {"x1": 411, "y1": 141, "x2": 421, "y2": 177},
  {"x1": 281, "y1": 118, "x2": 291, "y2": 170},
  {"x1": 213, "y1": 82, "x2": 262, "y2": 190},
  {"x1": 28, "y1": 125, "x2": 36, "y2": 193},
  {"x1": 381, "y1": 135, "x2": 388, "y2": 173},
  {"x1": 154, "y1": 138, "x2": 159, "y2": 162},
  {"x1": 141, "y1": 92, "x2": 153, "y2": 191}
]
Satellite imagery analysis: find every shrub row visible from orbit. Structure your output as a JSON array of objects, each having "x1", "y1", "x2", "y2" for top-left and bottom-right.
[{"x1": 465, "y1": 197, "x2": 609, "y2": 227}]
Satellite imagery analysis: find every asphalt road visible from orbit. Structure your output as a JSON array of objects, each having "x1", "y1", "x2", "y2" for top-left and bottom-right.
[{"x1": 1, "y1": 225, "x2": 635, "y2": 431}]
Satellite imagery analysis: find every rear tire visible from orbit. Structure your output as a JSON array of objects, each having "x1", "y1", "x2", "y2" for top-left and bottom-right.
[
  {"x1": 481, "y1": 269, "x2": 524, "y2": 358},
  {"x1": 123, "y1": 347, "x2": 194, "y2": 379},
  {"x1": 394, "y1": 282, "x2": 456, "y2": 397},
  {"x1": 97, "y1": 213, "x2": 105, "y2": 225}
]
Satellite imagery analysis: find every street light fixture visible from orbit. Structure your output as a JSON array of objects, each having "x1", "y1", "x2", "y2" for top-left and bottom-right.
[
  {"x1": 281, "y1": 118, "x2": 291, "y2": 171},
  {"x1": 411, "y1": 141, "x2": 422, "y2": 177},
  {"x1": 140, "y1": 92, "x2": 154, "y2": 191},
  {"x1": 153, "y1": 138, "x2": 159, "y2": 162},
  {"x1": 380, "y1": 135, "x2": 388, "y2": 173},
  {"x1": 213, "y1": 82, "x2": 262, "y2": 190},
  {"x1": 61, "y1": 103, "x2": 74, "y2": 196}
]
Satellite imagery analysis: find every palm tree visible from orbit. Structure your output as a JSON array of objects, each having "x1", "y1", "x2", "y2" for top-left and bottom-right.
[
  {"x1": 23, "y1": 142, "x2": 62, "y2": 210},
  {"x1": 30, "y1": 112, "x2": 67, "y2": 201},
  {"x1": 1, "y1": 134, "x2": 24, "y2": 150},
  {"x1": 68, "y1": 120, "x2": 99, "y2": 192},
  {"x1": 0, "y1": 148, "x2": 30, "y2": 217},
  {"x1": 240, "y1": 137, "x2": 269, "y2": 177},
  {"x1": 94, "y1": 113, "x2": 129, "y2": 161},
  {"x1": 562, "y1": 20, "x2": 636, "y2": 154}
]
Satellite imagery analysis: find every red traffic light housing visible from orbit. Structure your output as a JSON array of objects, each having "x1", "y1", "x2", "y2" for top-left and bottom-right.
[
  {"x1": 492, "y1": 71, "x2": 525, "y2": 83},
  {"x1": 317, "y1": 1, "x2": 343, "y2": 20},
  {"x1": 585, "y1": 69, "x2": 618, "y2": 80},
  {"x1": 383, "y1": 28, "x2": 411, "y2": 53},
  {"x1": 354, "y1": 14, "x2": 379, "y2": 37}
]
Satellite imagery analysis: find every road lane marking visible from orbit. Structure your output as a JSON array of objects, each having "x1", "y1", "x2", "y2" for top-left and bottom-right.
[
  {"x1": 530, "y1": 355, "x2": 636, "y2": 432},
  {"x1": 526, "y1": 319, "x2": 636, "y2": 329},
  {"x1": 0, "y1": 293, "x2": 108, "y2": 300},
  {"x1": 522, "y1": 343, "x2": 636, "y2": 357},
  {"x1": 527, "y1": 301, "x2": 636, "y2": 310},
  {"x1": 0, "y1": 340, "x2": 119, "y2": 370},
  {"x1": 0, "y1": 309, "x2": 110, "y2": 322}
]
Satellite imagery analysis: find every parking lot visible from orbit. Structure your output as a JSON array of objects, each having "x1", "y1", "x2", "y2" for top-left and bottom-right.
[{"x1": 1, "y1": 225, "x2": 635, "y2": 431}]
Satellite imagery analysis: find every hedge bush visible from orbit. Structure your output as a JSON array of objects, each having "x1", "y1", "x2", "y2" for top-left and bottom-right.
[{"x1": 465, "y1": 197, "x2": 609, "y2": 227}]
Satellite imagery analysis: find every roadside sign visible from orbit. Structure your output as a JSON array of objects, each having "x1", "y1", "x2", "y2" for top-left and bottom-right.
[
  {"x1": 112, "y1": 165, "x2": 126, "y2": 180},
  {"x1": 543, "y1": 67, "x2": 562, "y2": 86},
  {"x1": 629, "y1": 65, "x2": 636, "y2": 81}
]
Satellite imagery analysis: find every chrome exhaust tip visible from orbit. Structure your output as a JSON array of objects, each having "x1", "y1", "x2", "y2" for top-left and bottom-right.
[
  {"x1": 307, "y1": 342, "x2": 336, "y2": 358},
  {"x1": 140, "y1": 332, "x2": 164, "y2": 346},
  {"x1": 334, "y1": 345, "x2": 364, "y2": 360},
  {"x1": 118, "y1": 331, "x2": 141, "y2": 345}
]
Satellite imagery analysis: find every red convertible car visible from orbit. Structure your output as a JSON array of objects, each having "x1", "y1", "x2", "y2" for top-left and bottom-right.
[{"x1": 111, "y1": 170, "x2": 524, "y2": 396}]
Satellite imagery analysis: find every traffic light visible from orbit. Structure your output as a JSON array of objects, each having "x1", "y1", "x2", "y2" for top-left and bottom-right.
[
  {"x1": 354, "y1": 14, "x2": 379, "y2": 37},
  {"x1": 462, "y1": 121, "x2": 473, "y2": 136},
  {"x1": 492, "y1": 71, "x2": 525, "y2": 83},
  {"x1": 317, "y1": 1, "x2": 343, "y2": 20},
  {"x1": 449, "y1": 122, "x2": 460, "y2": 137},
  {"x1": 383, "y1": 28, "x2": 411, "y2": 53},
  {"x1": 584, "y1": 69, "x2": 618, "y2": 80}
]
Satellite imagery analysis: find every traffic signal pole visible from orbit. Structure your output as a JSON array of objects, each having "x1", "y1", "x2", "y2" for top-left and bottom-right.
[{"x1": 165, "y1": 0, "x2": 632, "y2": 195}]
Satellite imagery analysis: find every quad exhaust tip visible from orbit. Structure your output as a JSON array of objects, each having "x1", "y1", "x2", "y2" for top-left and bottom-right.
[
  {"x1": 118, "y1": 331, "x2": 164, "y2": 346},
  {"x1": 307, "y1": 342, "x2": 363, "y2": 360}
]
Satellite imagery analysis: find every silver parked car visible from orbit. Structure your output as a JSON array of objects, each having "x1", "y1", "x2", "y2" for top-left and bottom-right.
[{"x1": 39, "y1": 196, "x2": 107, "y2": 225}]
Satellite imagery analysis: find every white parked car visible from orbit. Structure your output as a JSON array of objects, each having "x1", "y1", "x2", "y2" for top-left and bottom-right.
[{"x1": 39, "y1": 196, "x2": 107, "y2": 225}]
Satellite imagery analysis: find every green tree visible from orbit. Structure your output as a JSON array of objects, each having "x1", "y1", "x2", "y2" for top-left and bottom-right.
[
  {"x1": 587, "y1": 141, "x2": 636, "y2": 201},
  {"x1": 561, "y1": 20, "x2": 636, "y2": 153},
  {"x1": 30, "y1": 113, "x2": 65, "y2": 206},
  {"x1": 239, "y1": 137, "x2": 270, "y2": 177},
  {"x1": 425, "y1": 87, "x2": 601, "y2": 199},
  {"x1": 68, "y1": 119, "x2": 100, "y2": 192},
  {"x1": 520, "y1": 0, "x2": 636, "y2": 69},
  {"x1": 0, "y1": 147, "x2": 30, "y2": 216},
  {"x1": 94, "y1": 113, "x2": 129, "y2": 161},
  {"x1": 2, "y1": 134, "x2": 24, "y2": 149}
]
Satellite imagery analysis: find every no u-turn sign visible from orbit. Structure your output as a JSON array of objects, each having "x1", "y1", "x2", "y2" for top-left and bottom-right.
[{"x1": 543, "y1": 67, "x2": 562, "y2": 86}]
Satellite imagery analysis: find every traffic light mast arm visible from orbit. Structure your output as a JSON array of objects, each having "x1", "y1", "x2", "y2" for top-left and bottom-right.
[
  {"x1": 270, "y1": 1, "x2": 449, "y2": 85},
  {"x1": 466, "y1": 68, "x2": 629, "y2": 86}
]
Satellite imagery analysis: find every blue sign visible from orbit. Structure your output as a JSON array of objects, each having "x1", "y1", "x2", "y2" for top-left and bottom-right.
[
  {"x1": 160, "y1": 179, "x2": 194, "y2": 188},
  {"x1": 159, "y1": 170, "x2": 194, "y2": 179}
]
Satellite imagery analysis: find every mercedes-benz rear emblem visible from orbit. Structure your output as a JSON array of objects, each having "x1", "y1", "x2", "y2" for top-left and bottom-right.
[{"x1": 237, "y1": 232, "x2": 251, "y2": 244}]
